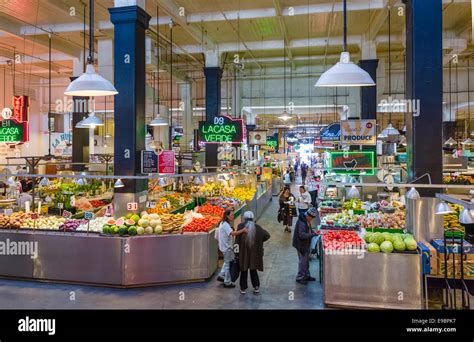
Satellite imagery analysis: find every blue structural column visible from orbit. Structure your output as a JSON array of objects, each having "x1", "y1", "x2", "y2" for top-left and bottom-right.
[
  {"x1": 359, "y1": 59, "x2": 379, "y2": 120},
  {"x1": 204, "y1": 67, "x2": 222, "y2": 168},
  {"x1": 405, "y1": 0, "x2": 443, "y2": 196},
  {"x1": 109, "y1": 6, "x2": 151, "y2": 214}
]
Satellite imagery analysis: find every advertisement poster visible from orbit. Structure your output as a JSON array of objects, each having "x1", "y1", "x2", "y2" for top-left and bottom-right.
[
  {"x1": 158, "y1": 150, "x2": 175, "y2": 174},
  {"x1": 340, "y1": 120, "x2": 376, "y2": 145}
]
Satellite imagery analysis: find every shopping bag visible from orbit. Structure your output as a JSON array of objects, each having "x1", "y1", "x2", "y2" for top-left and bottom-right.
[
  {"x1": 230, "y1": 257, "x2": 240, "y2": 282},
  {"x1": 288, "y1": 204, "x2": 297, "y2": 217}
]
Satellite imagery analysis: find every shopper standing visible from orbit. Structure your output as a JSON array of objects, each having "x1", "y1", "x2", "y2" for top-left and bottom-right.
[
  {"x1": 296, "y1": 186, "x2": 312, "y2": 216},
  {"x1": 215, "y1": 209, "x2": 248, "y2": 288},
  {"x1": 283, "y1": 170, "x2": 292, "y2": 187},
  {"x1": 306, "y1": 171, "x2": 319, "y2": 208},
  {"x1": 292, "y1": 207, "x2": 318, "y2": 285},
  {"x1": 235, "y1": 211, "x2": 270, "y2": 294},
  {"x1": 279, "y1": 187, "x2": 296, "y2": 232},
  {"x1": 301, "y1": 162, "x2": 308, "y2": 185}
]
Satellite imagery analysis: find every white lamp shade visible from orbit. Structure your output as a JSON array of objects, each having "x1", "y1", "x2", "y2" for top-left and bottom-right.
[
  {"x1": 444, "y1": 137, "x2": 457, "y2": 146},
  {"x1": 77, "y1": 113, "x2": 103, "y2": 128},
  {"x1": 406, "y1": 187, "x2": 420, "y2": 200},
  {"x1": 278, "y1": 110, "x2": 292, "y2": 121},
  {"x1": 380, "y1": 123, "x2": 400, "y2": 137},
  {"x1": 462, "y1": 138, "x2": 473, "y2": 145},
  {"x1": 6, "y1": 177, "x2": 15, "y2": 187},
  {"x1": 65, "y1": 64, "x2": 118, "y2": 97},
  {"x1": 194, "y1": 176, "x2": 202, "y2": 185},
  {"x1": 459, "y1": 208, "x2": 474, "y2": 224},
  {"x1": 39, "y1": 177, "x2": 50, "y2": 187},
  {"x1": 435, "y1": 202, "x2": 454, "y2": 215},
  {"x1": 114, "y1": 179, "x2": 124, "y2": 188},
  {"x1": 315, "y1": 52, "x2": 376, "y2": 87},
  {"x1": 149, "y1": 115, "x2": 169, "y2": 126},
  {"x1": 158, "y1": 178, "x2": 166, "y2": 186},
  {"x1": 346, "y1": 185, "x2": 360, "y2": 199}
]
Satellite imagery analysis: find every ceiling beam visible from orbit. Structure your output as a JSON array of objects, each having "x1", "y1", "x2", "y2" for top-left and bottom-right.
[
  {"x1": 273, "y1": 0, "x2": 294, "y2": 70},
  {"x1": 158, "y1": 0, "x2": 216, "y2": 50}
]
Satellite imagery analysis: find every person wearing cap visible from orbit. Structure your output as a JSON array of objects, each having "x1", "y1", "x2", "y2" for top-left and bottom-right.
[{"x1": 292, "y1": 207, "x2": 318, "y2": 285}]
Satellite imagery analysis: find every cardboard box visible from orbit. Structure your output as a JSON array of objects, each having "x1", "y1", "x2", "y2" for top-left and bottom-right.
[
  {"x1": 419, "y1": 241, "x2": 438, "y2": 275},
  {"x1": 430, "y1": 239, "x2": 474, "y2": 255},
  {"x1": 436, "y1": 256, "x2": 474, "y2": 278}
]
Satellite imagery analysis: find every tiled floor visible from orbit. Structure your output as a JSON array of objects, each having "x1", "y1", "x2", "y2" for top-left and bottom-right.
[{"x1": 0, "y1": 189, "x2": 324, "y2": 310}]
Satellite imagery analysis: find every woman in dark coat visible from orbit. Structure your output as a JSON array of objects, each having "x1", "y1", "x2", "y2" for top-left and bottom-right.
[
  {"x1": 235, "y1": 211, "x2": 270, "y2": 294},
  {"x1": 279, "y1": 187, "x2": 296, "y2": 232}
]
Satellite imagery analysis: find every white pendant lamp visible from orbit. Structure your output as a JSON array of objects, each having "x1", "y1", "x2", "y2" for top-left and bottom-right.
[
  {"x1": 462, "y1": 138, "x2": 474, "y2": 145},
  {"x1": 315, "y1": 0, "x2": 375, "y2": 87},
  {"x1": 380, "y1": 123, "x2": 400, "y2": 137},
  {"x1": 39, "y1": 177, "x2": 50, "y2": 187},
  {"x1": 406, "y1": 187, "x2": 420, "y2": 200},
  {"x1": 77, "y1": 112, "x2": 103, "y2": 128},
  {"x1": 64, "y1": 0, "x2": 117, "y2": 97},
  {"x1": 435, "y1": 202, "x2": 454, "y2": 215},
  {"x1": 149, "y1": 115, "x2": 169, "y2": 126},
  {"x1": 444, "y1": 137, "x2": 457, "y2": 146},
  {"x1": 346, "y1": 185, "x2": 360, "y2": 199},
  {"x1": 114, "y1": 179, "x2": 124, "y2": 188},
  {"x1": 459, "y1": 207, "x2": 474, "y2": 224},
  {"x1": 278, "y1": 110, "x2": 292, "y2": 121}
]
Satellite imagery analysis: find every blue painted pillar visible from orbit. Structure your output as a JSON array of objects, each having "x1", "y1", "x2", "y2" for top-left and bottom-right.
[
  {"x1": 405, "y1": 0, "x2": 443, "y2": 195},
  {"x1": 204, "y1": 67, "x2": 222, "y2": 168},
  {"x1": 359, "y1": 59, "x2": 379, "y2": 120},
  {"x1": 109, "y1": 6, "x2": 151, "y2": 213}
]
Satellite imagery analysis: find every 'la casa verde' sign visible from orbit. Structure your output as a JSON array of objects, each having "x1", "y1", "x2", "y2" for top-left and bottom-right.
[
  {"x1": 198, "y1": 116, "x2": 244, "y2": 144},
  {"x1": 0, "y1": 96, "x2": 29, "y2": 144}
]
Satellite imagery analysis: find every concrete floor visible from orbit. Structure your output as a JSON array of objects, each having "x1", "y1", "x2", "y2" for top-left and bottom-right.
[{"x1": 0, "y1": 191, "x2": 324, "y2": 310}]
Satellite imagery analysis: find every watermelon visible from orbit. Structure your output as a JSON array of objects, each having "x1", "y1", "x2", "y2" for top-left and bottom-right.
[
  {"x1": 382, "y1": 232, "x2": 394, "y2": 243},
  {"x1": 106, "y1": 219, "x2": 116, "y2": 225},
  {"x1": 128, "y1": 226, "x2": 137, "y2": 236},
  {"x1": 118, "y1": 227, "x2": 128, "y2": 236},
  {"x1": 115, "y1": 218, "x2": 125, "y2": 227},
  {"x1": 125, "y1": 213, "x2": 133, "y2": 219},
  {"x1": 369, "y1": 232, "x2": 385, "y2": 245},
  {"x1": 131, "y1": 214, "x2": 140, "y2": 224},
  {"x1": 367, "y1": 243, "x2": 380, "y2": 253},
  {"x1": 125, "y1": 219, "x2": 135, "y2": 226},
  {"x1": 364, "y1": 232, "x2": 373, "y2": 243},
  {"x1": 102, "y1": 226, "x2": 110, "y2": 234}
]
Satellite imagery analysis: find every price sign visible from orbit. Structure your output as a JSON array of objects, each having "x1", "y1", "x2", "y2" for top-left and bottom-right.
[
  {"x1": 349, "y1": 210, "x2": 354, "y2": 216},
  {"x1": 62, "y1": 210, "x2": 72, "y2": 219},
  {"x1": 146, "y1": 201, "x2": 157, "y2": 209},
  {"x1": 84, "y1": 211, "x2": 94, "y2": 220},
  {"x1": 45, "y1": 196, "x2": 52, "y2": 203},
  {"x1": 162, "y1": 202, "x2": 169, "y2": 209},
  {"x1": 31, "y1": 213, "x2": 39, "y2": 220},
  {"x1": 70, "y1": 196, "x2": 76, "y2": 207},
  {"x1": 179, "y1": 198, "x2": 185, "y2": 206},
  {"x1": 57, "y1": 203, "x2": 64, "y2": 209},
  {"x1": 127, "y1": 202, "x2": 138, "y2": 211}
]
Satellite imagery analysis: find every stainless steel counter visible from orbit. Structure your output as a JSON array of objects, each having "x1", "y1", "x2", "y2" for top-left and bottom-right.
[
  {"x1": 323, "y1": 250, "x2": 423, "y2": 309},
  {"x1": 0, "y1": 230, "x2": 218, "y2": 287}
]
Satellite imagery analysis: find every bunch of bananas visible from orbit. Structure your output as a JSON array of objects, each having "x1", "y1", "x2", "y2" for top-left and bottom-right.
[
  {"x1": 224, "y1": 187, "x2": 256, "y2": 202},
  {"x1": 443, "y1": 204, "x2": 463, "y2": 229}
]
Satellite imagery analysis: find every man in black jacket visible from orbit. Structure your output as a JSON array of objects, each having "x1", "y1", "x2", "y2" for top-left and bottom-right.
[{"x1": 292, "y1": 207, "x2": 318, "y2": 285}]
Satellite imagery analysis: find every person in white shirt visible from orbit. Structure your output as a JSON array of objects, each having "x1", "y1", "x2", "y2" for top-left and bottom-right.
[
  {"x1": 296, "y1": 186, "x2": 312, "y2": 216},
  {"x1": 215, "y1": 209, "x2": 248, "y2": 288},
  {"x1": 283, "y1": 171, "x2": 291, "y2": 186}
]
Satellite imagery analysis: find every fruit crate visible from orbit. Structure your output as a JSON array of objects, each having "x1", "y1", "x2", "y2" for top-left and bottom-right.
[
  {"x1": 319, "y1": 224, "x2": 360, "y2": 231},
  {"x1": 364, "y1": 227, "x2": 404, "y2": 234}
]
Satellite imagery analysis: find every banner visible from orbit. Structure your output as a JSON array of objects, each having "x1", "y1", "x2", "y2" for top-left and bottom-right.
[
  {"x1": 198, "y1": 116, "x2": 244, "y2": 144},
  {"x1": 340, "y1": 120, "x2": 376, "y2": 145}
]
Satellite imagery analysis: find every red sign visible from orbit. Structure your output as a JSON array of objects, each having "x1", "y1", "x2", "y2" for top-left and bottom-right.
[
  {"x1": 12, "y1": 96, "x2": 29, "y2": 122},
  {"x1": 158, "y1": 150, "x2": 175, "y2": 174}
]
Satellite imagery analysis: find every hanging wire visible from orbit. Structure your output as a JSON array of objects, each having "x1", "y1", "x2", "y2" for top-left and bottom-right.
[
  {"x1": 388, "y1": 5, "x2": 392, "y2": 124},
  {"x1": 83, "y1": 3, "x2": 86, "y2": 72},
  {"x1": 468, "y1": 58, "x2": 471, "y2": 136},
  {"x1": 456, "y1": 60, "x2": 459, "y2": 138},
  {"x1": 48, "y1": 33, "x2": 52, "y2": 156},
  {"x1": 156, "y1": 1, "x2": 160, "y2": 113},
  {"x1": 449, "y1": 59, "x2": 452, "y2": 123},
  {"x1": 169, "y1": 19, "x2": 173, "y2": 147}
]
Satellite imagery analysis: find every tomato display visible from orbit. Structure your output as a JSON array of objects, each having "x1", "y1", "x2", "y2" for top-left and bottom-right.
[
  {"x1": 197, "y1": 204, "x2": 224, "y2": 217},
  {"x1": 322, "y1": 230, "x2": 365, "y2": 251},
  {"x1": 183, "y1": 215, "x2": 221, "y2": 233}
]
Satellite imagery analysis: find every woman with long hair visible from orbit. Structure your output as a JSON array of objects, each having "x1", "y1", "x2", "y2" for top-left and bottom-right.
[
  {"x1": 235, "y1": 211, "x2": 270, "y2": 294},
  {"x1": 278, "y1": 187, "x2": 296, "y2": 232},
  {"x1": 215, "y1": 209, "x2": 248, "y2": 288}
]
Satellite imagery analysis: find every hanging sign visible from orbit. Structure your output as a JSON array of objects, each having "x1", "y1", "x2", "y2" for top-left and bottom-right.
[
  {"x1": 158, "y1": 150, "x2": 175, "y2": 174},
  {"x1": 0, "y1": 96, "x2": 29, "y2": 144},
  {"x1": 320, "y1": 122, "x2": 341, "y2": 142},
  {"x1": 198, "y1": 116, "x2": 244, "y2": 144},
  {"x1": 248, "y1": 130, "x2": 267, "y2": 145},
  {"x1": 51, "y1": 133, "x2": 72, "y2": 155},
  {"x1": 329, "y1": 151, "x2": 375, "y2": 175},
  {"x1": 340, "y1": 120, "x2": 376, "y2": 145},
  {"x1": 141, "y1": 150, "x2": 159, "y2": 174},
  {"x1": 266, "y1": 135, "x2": 278, "y2": 151}
]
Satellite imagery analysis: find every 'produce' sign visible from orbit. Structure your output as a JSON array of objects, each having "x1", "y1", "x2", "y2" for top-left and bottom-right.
[
  {"x1": 340, "y1": 120, "x2": 376, "y2": 145},
  {"x1": 199, "y1": 116, "x2": 244, "y2": 144},
  {"x1": 329, "y1": 151, "x2": 375, "y2": 175}
]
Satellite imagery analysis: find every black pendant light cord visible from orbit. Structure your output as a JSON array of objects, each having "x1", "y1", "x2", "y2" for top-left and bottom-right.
[
  {"x1": 449, "y1": 60, "x2": 452, "y2": 122},
  {"x1": 283, "y1": 42, "x2": 286, "y2": 111},
  {"x1": 169, "y1": 20, "x2": 173, "y2": 148},
  {"x1": 388, "y1": 6, "x2": 392, "y2": 124},
  {"x1": 48, "y1": 33, "x2": 52, "y2": 156},
  {"x1": 156, "y1": 3, "x2": 160, "y2": 109},
  {"x1": 343, "y1": 0, "x2": 347, "y2": 52},
  {"x1": 87, "y1": 0, "x2": 94, "y2": 64},
  {"x1": 83, "y1": 3, "x2": 86, "y2": 72},
  {"x1": 456, "y1": 61, "x2": 459, "y2": 138},
  {"x1": 468, "y1": 59, "x2": 471, "y2": 136}
]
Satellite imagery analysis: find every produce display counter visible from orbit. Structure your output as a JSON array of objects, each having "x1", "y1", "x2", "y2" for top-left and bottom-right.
[
  {"x1": 0, "y1": 229, "x2": 217, "y2": 287},
  {"x1": 321, "y1": 247, "x2": 423, "y2": 309},
  {"x1": 246, "y1": 182, "x2": 272, "y2": 220}
]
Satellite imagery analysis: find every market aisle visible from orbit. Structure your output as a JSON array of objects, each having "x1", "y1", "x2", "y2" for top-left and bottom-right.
[{"x1": 0, "y1": 190, "x2": 323, "y2": 309}]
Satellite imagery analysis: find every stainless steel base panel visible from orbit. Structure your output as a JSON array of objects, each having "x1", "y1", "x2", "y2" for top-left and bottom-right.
[
  {"x1": 323, "y1": 251, "x2": 423, "y2": 309},
  {"x1": 0, "y1": 230, "x2": 218, "y2": 287}
]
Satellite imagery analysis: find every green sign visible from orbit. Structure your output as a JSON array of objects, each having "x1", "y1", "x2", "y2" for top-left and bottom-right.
[
  {"x1": 0, "y1": 119, "x2": 26, "y2": 143},
  {"x1": 329, "y1": 151, "x2": 375, "y2": 175},
  {"x1": 199, "y1": 116, "x2": 244, "y2": 144},
  {"x1": 266, "y1": 136, "x2": 278, "y2": 150}
]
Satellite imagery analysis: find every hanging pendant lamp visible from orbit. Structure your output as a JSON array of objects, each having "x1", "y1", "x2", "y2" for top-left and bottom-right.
[
  {"x1": 279, "y1": 38, "x2": 292, "y2": 121},
  {"x1": 315, "y1": 0, "x2": 375, "y2": 87},
  {"x1": 149, "y1": 3, "x2": 168, "y2": 127},
  {"x1": 463, "y1": 59, "x2": 473, "y2": 145},
  {"x1": 76, "y1": 98, "x2": 103, "y2": 128},
  {"x1": 444, "y1": 60, "x2": 456, "y2": 146},
  {"x1": 64, "y1": 0, "x2": 117, "y2": 97}
]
